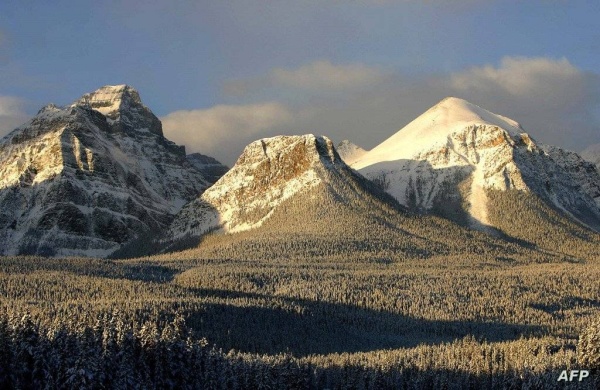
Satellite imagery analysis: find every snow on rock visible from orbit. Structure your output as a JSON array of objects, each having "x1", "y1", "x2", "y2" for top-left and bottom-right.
[
  {"x1": 352, "y1": 97, "x2": 523, "y2": 170},
  {"x1": 167, "y1": 135, "x2": 344, "y2": 239},
  {"x1": 542, "y1": 145, "x2": 600, "y2": 210},
  {"x1": 0, "y1": 85, "x2": 219, "y2": 257},
  {"x1": 186, "y1": 153, "x2": 229, "y2": 184},
  {"x1": 337, "y1": 140, "x2": 367, "y2": 165},
  {"x1": 353, "y1": 97, "x2": 600, "y2": 232},
  {"x1": 74, "y1": 84, "x2": 163, "y2": 136}
]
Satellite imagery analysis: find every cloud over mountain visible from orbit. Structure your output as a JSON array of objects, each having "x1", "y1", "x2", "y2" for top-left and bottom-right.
[
  {"x1": 270, "y1": 61, "x2": 385, "y2": 91},
  {"x1": 163, "y1": 56, "x2": 600, "y2": 164},
  {"x1": 3, "y1": 56, "x2": 593, "y2": 168},
  {"x1": 161, "y1": 102, "x2": 292, "y2": 165},
  {"x1": 448, "y1": 57, "x2": 600, "y2": 151},
  {"x1": 0, "y1": 96, "x2": 29, "y2": 138}
]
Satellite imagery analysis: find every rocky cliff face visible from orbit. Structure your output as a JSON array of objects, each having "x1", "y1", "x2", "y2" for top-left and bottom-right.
[
  {"x1": 75, "y1": 84, "x2": 163, "y2": 136},
  {"x1": 353, "y1": 97, "x2": 600, "y2": 233},
  {"x1": 0, "y1": 85, "x2": 220, "y2": 257},
  {"x1": 541, "y1": 145, "x2": 600, "y2": 210}
]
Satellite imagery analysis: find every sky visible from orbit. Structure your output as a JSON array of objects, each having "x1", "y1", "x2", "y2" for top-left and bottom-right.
[{"x1": 1, "y1": 1, "x2": 599, "y2": 165}]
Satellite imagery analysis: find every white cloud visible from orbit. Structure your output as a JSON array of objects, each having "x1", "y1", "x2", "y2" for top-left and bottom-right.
[
  {"x1": 223, "y1": 60, "x2": 387, "y2": 97},
  {"x1": 270, "y1": 60, "x2": 386, "y2": 91},
  {"x1": 0, "y1": 96, "x2": 29, "y2": 138},
  {"x1": 161, "y1": 102, "x2": 293, "y2": 165},
  {"x1": 450, "y1": 57, "x2": 586, "y2": 104},
  {"x1": 273, "y1": 56, "x2": 600, "y2": 154}
]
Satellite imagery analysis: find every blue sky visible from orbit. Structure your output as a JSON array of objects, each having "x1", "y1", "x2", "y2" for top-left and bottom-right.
[{"x1": 1, "y1": 1, "x2": 599, "y2": 164}]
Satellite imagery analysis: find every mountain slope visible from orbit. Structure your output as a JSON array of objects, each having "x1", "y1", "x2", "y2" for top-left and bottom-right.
[
  {"x1": 162, "y1": 134, "x2": 574, "y2": 264},
  {"x1": 352, "y1": 97, "x2": 600, "y2": 259},
  {"x1": 0, "y1": 85, "x2": 220, "y2": 257},
  {"x1": 337, "y1": 140, "x2": 367, "y2": 165},
  {"x1": 186, "y1": 153, "x2": 229, "y2": 185},
  {"x1": 541, "y1": 145, "x2": 600, "y2": 209}
]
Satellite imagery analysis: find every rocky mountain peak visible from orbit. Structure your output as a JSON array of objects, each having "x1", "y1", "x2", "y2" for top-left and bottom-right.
[
  {"x1": 234, "y1": 134, "x2": 340, "y2": 174},
  {"x1": 74, "y1": 85, "x2": 163, "y2": 136},
  {"x1": 582, "y1": 143, "x2": 600, "y2": 168},
  {"x1": 353, "y1": 97, "x2": 524, "y2": 170},
  {"x1": 166, "y1": 134, "x2": 348, "y2": 239},
  {"x1": 0, "y1": 85, "x2": 222, "y2": 257},
  {"x1": 36, "y1": 103, "x2": 61, "y2": 116},
  {"x1": 353, "y1": 98, "x2": 600, "y2": 235},
  {"x1": 76, "y1": 84, "x2": 141, "y2": 113}
]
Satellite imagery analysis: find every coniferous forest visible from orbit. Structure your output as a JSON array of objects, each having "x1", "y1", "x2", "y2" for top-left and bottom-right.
[{"x1": 1, "y1": 248, "x2": 599, "y2": 389}]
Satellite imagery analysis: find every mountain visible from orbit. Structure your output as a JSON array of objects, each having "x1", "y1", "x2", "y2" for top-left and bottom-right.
[
  {"x1": 186, "y1": 153, "x2": 229, "y2": 185},
  {"x1": 351, "y1": 97, "x2": 600, "y2": 259},
  {"x1": 541, "y1": 145, "x2": 600, "y2": 209},
  {"x1": 167, "y1": 134, "x2": 385, "y2": 240},
  {"x1": 581, "y1": 143, "x2": 600, "y2": 169},
  {"x1": 336, "y1": 140, "x2": 367, "y2": 165},
  {"x1": 0, "y1": 85, "x2": 222, "y2": 257},
  {"x1": 161, "y1": 134, "x2": 574, "y2": 263},
  {"x1": 165, "y1": 134, "x2": 429, "y2": 255}
]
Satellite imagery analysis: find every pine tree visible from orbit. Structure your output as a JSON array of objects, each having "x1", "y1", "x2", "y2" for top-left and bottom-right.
[{"x1": 578, "y1": 315, "x2": 600, "y2": 369}]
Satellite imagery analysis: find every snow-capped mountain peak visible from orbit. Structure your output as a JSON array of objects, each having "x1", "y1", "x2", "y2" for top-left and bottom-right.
[
  {"x1": 337, "y1": 140, "x2": 367, "y2": 165},
  {"x1": 353, "y1": 97, "x2": 600, "y2": 233},
  {"x1": 74, "y1": 84, "x2": 162, "y2": 136},
  {"x1": 353, "y1": 97, "x2": 523, "y2": 170},
  {"x1": 0, "y1": 85, "x2": 222, "y2": 257}
]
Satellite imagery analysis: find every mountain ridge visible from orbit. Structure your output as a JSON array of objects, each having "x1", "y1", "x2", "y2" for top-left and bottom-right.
[
  {"x1": 337, "y1": 140, "x2": 367, "y2": 165},
  {"x1": 0, "y1": 85, "x2": 225, "y2": 257},
  {"x1": 351, "y1": 97, "x2": 599, "y2": 258},
  {"x1": 582, "y1": 143, "x2": 600, "y2": 169},
  {"x1": 161, "y1": 134, "x2": 585, "y2": 264}
]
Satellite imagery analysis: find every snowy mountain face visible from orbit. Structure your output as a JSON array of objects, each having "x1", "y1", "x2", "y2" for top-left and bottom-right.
[
  {"x1": 167, "y1": 135, "x2": 343, "y2": 239},
  {"x1": 0, "y1": 85, "x2": 217, "y2": 257},
  {"x1": 352, "y1": 97, "x2": 600, "y2": 233},
  {"x1": 337, "y1": 140, "x2": 367, "y2": 165},
  {"x1": 166, "y1": 134, "x2": 404, "y2": 245},
  {"x1": 75, "y1": 84, "x2": 163, "y2": 136},
  {"x1": 165, "y1": 133, "x2": 581, "y2": 263},
  {"x1": 541, "y1": 145, "x2": 600, "y2": 210}
]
